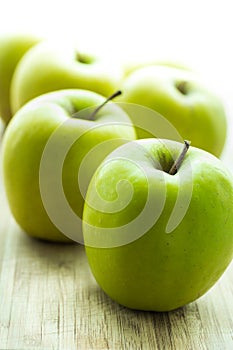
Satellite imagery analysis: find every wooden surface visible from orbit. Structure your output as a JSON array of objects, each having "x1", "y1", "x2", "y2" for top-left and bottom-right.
[{"x1": 0, "y1": 120, "x2": 233, "y2": 350}]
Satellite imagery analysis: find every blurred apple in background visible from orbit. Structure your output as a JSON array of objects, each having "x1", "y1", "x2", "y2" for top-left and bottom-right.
[
  {"x1": 118, "y1": 65, "x2": 227, "y2": 157},
  {"x1": 2, "y1": 89, "x2": 136, "y2": 242},
  {"x1": 0, "y1": 34, "x2": 40, "y2": 124},
  {"x1": 10, "y1": 41, "x2": 124, "y2": 114},
  {"x1": 83, "y1": 138, "x2": 233, "y2": 311}
]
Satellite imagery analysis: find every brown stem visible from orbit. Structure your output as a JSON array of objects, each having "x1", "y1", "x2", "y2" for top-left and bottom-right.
[
  {"x1": 88, "y1": 90, "x2": 122, "y2": 120},
  {"x1": 169, "y1": 140, "x2": 191, "y2": 175},
  {"x1": 72, "y1": 90, "x2": 122, "y2": 120}
]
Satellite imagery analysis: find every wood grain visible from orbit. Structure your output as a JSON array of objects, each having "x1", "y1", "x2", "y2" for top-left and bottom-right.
[{"x1": 0, "y1": 121, "x2": 233, "y2": 350}]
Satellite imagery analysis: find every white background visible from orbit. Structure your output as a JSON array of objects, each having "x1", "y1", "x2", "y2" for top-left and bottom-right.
[
  {"x1": 1, "y1": 0, "x2": 232, "y2": 160},
  {"x1": 0, "y1": 0, "x2": 232, "y2": 75}
]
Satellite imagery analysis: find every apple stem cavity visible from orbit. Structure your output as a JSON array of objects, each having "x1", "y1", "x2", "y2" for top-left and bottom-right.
[
  {"x1": 76, "y1": 52, "x2": 92, "y2": 64},
  {"x1": 169, "y1": 140, "x2": 191, "y2": 175},
  {"x1": 88, "y1": 90, "x2": 122, "y2": 120},
  {"x1": 176, "y1": 81, "x2": 189, "y2": 95}
]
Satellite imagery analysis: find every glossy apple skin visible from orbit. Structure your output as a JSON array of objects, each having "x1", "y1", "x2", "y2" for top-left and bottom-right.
[
  {"x1": 118, "y1": 65, "x2": 227, "y2": 157},
  {"x1": 2, "y1": 89, "x2": 136, "y2": 242},
  {"x1": 83, "y1": 139, "x2": 233, "y2": 311},
  {"x1": 10, "y1": 41, "x2": 124, "y2": 114},
  {"x1": 0, "y1": 34, "x2": 40, "y2": 124}
]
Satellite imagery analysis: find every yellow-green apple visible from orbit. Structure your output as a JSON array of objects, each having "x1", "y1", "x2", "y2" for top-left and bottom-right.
[
  {"x1": 10, "y1": 41, "x2": 124, "y2": 113},
  {"x1": 2, "y1": 89, "x2": 136, "y2": 242},
  {"x1": 118, "y1": 65, "x2": 227, "y2": 157},
  {"x1": 0, "y1": 34, "x2": 40, "y2": 124},
  {"x1": 83, "y1": 138, "x2": 233, "y2": 311}
]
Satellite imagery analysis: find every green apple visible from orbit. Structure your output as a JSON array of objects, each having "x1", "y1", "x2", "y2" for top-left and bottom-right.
[
  {"x1": 10, "y1": 41, "x2": 124, "y2": 114},
  {"x1": 2, "y1": 89, "x2": 136, "y2": 242},
  {"x1": 83, "y1": 138, "x2": 233, "y2": 311},
  {"x1": 0, "y1": 33, "x2": 40, "y2": 124},
  {"x1": 118, "y1": 65, "x2": 227, "y2": 157}
]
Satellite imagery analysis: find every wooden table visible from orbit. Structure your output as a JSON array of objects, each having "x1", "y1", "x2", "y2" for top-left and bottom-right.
[{"x1": 0, "y1": 120, "x2": 232, "y2": 350}]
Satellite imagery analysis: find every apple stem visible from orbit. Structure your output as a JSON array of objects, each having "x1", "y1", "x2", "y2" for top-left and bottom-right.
[
  {"x1": 87, "y1": 90, "x2": 122, "y2": 120},
  {"x1": 71, "y1": 90, "x2": 122, "y2": 120},
  {"x1": 169, "y1": 140, "x2": 191, "y2": 175}
]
